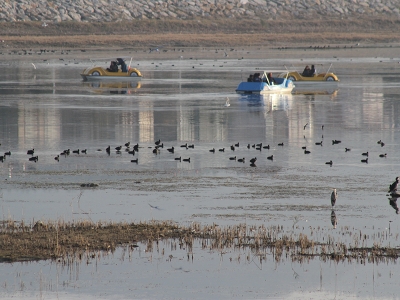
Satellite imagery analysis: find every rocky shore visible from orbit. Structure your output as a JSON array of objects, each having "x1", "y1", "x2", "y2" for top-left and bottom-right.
[{"x1": 1, "y1": 0, "x2": 399, "y2": 23}]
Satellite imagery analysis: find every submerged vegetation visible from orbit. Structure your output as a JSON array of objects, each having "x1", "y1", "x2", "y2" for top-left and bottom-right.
[{"x1": 1, "y1": 219, "x2": 399, "y2": 264}]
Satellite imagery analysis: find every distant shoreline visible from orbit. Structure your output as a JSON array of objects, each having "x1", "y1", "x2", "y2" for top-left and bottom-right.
[{"x1": 1, "y1": 18, "x2": 400, "y2": 50}]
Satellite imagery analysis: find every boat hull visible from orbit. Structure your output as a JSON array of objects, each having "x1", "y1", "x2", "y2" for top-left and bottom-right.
[
  {"x1": 278, "y1": 71, "x2": 340, "y2": 82},
  {"x1": 81, "y1": 67, "x2": 142, "y2": 81},
  {"x1": 236, "y1": 78, "x2": 294, "y2": 94},
  {"x1": 81, "y1": 74, "x2": 142, "y2": 81}
]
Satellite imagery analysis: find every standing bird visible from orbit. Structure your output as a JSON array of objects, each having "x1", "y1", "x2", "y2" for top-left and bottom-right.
[
  {"x1": 388, "y1": 177, "x2": 400, "y2": 194},
  {"x1": 331, "y1": 189, "x2": 337, "y2": 207},
  {"x1": 224, "y1": 97, "x2": 230, "y2": 107}
]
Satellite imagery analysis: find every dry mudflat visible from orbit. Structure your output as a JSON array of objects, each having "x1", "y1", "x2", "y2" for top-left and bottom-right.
[{"x1": 1, "y1": 17, "x2": 400, "y2": 53}]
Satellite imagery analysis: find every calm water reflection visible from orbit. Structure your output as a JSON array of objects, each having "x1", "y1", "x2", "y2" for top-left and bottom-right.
[{"x1": 1, "y1": 53, "x2": 400, "y2": 298}]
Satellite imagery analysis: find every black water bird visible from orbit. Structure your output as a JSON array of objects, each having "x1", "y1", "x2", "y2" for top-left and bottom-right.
[
  {"x1": 263, "y1": 145, "x2": 270, "y2": 149},
  {"x1": 231, "y1": 145, "x2": 235, "y2": 151},
  {"x1": 322, "y1": 125, "x2": 324, "y2": 130},
  {"x1": 377, "y1": 140, "x2": 382, "y2": 144},
  {"x1": 27, "y1": 149, "x2": 34, "y2": 155},
  {"x1": 315, "y1": 141, "x2": 323, "y2": 146},
  {"x1": 29, "y1": 156, "x2": 38, "y2": 162},
  {"x1": 251, "y1": 144, "x2": 256, "y2": 148},
  {"x1": 183, "y1": 158, "x2": 190, "y2": 162},
  {"x1": 133, "y1": 144, "x2": 139, "y2": 151},
  {"x1": 325, "y1": 160, "x2": 333, "y2": 166},
  {"x1": 54, "y1": 155, "x2": 59, "y2": 162},
  {"x1": 304, "y1": 150, "x2": 311, "y2": 154},
  {"x1": 238, "y1": 158, "x2": 245, "y2": 163},
  {"x1": 73, "y1": 149, "x2": 80, "y2": 154},
  {"x1": 125, "y1": 142, "x2": 130, "y2": 147},
  {"x1": 267, "y1": 155, "x2": 273, "y2": 160},
  {"x1": 301, "y1": 146, "x2": 307, "y2": 149},
  {"x1": 234, "y1": 142, "x2": 239, "y2": 147},
  {"x1": 188, "y1": 144, "x2": 194, "y2": 149},
  {"x1": 256, "y1": 143, "x2": 262, "y2": 147},
  {"x1": 155, "y1": 139, "x2": 161, "y2": 145},
  {"x1": 381, "y1": 142, "x2": 385, "y2": 147},
  {"x1": 219, "y1": 148, "x2": 225, "y2": 152},
  {"x1": 278, "y1": 143, "x2": 284, "y2": 146},
  {"x1": 361, "y1": 158, "x2": 368, "y2": 163},
  {"x1": 174, "y1": 157, "x2": 182, "y2": 162},
  {"x1": 167, "y1": 147, "x2": 174, "y2": 153},
  {"x1": 128, "y1": 150, "x2": 135, "y2": 155},
  {"x1": 131, "y1": 158, "x2": 138, "y2": 163},
  {"x1": 229, "y1": 156, "x2": 236, "y2": 161},
  {"x1": 0, "y1": 156, "x2": 5, "y2": 162},
  {"x1": 250, "y1": 157, "x2": 257, "y2": 164},
  {"x1": 61, "y1": 149, "x2": 70, "y2": 155},
  {"x1": 345, "y1": 148, "x2": 351, "y2": 152},
  {"x1": 331, "y1": 189, "x2": 337, "y2": 207},
  {"x1": 81, "y1": 149, "x2": 87, "y2": 154},
  {"x1": 155, "y1": 143, "x2": 164, "y2": 149},
  {"x1": 4, "y1": 151, "x2": 11, "y2": 156},
  {"x1": 106, "y1": 146, "x2": 111, "y2": 152},
  {"x1": 247, "y1": 144, "x2": 250, "y2": 149},
  {"x1": 379, "y1": 153, "x2": 387, "y2": 158},
  {"x1": 209, "y1": 148, "x2": 215, "y2": 153},
  {"x1": 332, "y1": 140, "x2": 341, "y2": 145},
  {"x1": 115, "y1": 146, "x2": 122, "y2": 151},
  {"x1": 362, "y1": 152, "x2": 369, "y2": 157},
  {"x1": 304, "y1": 123, "x2": 308, "y2": 130},
  {"x1": 181, "y1": 143, "x2": 188, "y2": 148}
]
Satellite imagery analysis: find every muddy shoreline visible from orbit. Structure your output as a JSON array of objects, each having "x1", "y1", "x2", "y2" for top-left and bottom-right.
[{"x1": 1, "y1": 18, "x2": 400, "y2": 49}]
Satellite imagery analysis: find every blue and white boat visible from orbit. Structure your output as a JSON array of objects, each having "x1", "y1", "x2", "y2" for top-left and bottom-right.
[{"x1": 236, "y1": 71, "x2": 295, "y2": 94}]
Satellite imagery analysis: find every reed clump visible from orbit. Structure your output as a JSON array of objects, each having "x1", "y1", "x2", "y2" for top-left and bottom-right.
[{"x1": 1, "y1": 220, "x2": 399, "y2": 263}]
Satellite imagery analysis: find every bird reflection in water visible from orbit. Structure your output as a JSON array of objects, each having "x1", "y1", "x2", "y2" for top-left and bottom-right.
[
  {"x1": 388, "y1": 197, "x2": 399, "y2": 214},
  {"x1": 330, "y1": 210, "x2": 337, "y2": 228}
]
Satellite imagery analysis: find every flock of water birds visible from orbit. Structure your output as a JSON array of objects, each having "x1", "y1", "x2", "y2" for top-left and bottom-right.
[{"x1": 1, "y1": 117, "x2": 399, "y2": 216}]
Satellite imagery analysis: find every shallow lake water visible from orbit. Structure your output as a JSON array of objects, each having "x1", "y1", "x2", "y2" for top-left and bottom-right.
[{"x1": 1, "y1": 47, "x2": 400, "y2": 299}]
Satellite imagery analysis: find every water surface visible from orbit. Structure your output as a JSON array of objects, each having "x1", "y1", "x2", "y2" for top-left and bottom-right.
[{"x1": 1, "y1": 50, "x2": 400, "y2": 298}]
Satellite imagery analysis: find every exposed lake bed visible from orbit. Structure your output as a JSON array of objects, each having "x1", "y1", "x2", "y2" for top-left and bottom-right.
[{"x1": 1, "y1": 44, "x2": 400, "y2": 299}]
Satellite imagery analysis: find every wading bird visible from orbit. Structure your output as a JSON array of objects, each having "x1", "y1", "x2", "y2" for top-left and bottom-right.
[{"x1": 331, "y1": 188, "x2": 337, "y2": 207}]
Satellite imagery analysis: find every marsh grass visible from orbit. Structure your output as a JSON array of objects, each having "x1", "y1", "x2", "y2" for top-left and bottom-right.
[{"x1": 1, "y1": 219, "x2": 399, "y2": 264}]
